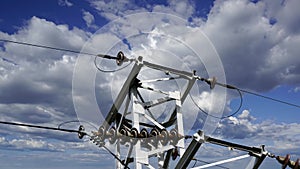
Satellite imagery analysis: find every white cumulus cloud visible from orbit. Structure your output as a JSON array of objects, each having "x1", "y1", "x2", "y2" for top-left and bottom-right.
[
  {"x1": 82, "y1": 10, "x2": 98, "y2": 29},
  {"x1": 58, "y1": 0, "x2": 73, "y2": 7}
]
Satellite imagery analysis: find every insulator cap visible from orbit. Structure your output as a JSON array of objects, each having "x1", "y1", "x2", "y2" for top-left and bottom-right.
[
  {"x1": 140, "y1": 128, "x2": 149, "y2": 138},
  {"x1": 150, "y1": 128, "x2": 159, "y2": 137},
  {"x1": 130, "y1": 128, "x2": 139, "y2": 145},
  {"x1": 290, "y1": 158, "x2": 299, "y2": 169},
  {"x1": 78, "y1": 125, "x2": 85, "y2": 139},
  {"x1": 149, "y1": 128, "x2": 159, "y2": 145},
  {"x1": 119, "y1": 128, "x2": 129, "y2": 145},
  {"x1": 98, "y1": 126, "x2": 106, "y2": 138},
  {"x1": 116, "y1": 51, "x2": 126, "y2": 66},
  {"x1": 169, "y1": 128, "x2": 178, "y2": 145},
  {"x1": 159, "y1": 129, "x2": 169, "y2": 146},
  {"x1": 108, "y1": 127, "x2": 117, "y2": 144},
  {"x1": 276, "y1": 154, "x2": 290, "y2": 169}
]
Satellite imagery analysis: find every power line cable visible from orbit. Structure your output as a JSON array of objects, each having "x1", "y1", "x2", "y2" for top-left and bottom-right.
[
  {"x1": 201, "y1": 77, "x2": 300, "y2": 110},
  {"x1": 2, "y1": 38, "x2": 299, "y2": 109},
  {"x1": 0, "y1": 38, "x2": 120, "y2": 60},
  {"x1": 102, "y1": 145, "x2": 130, "y2": 169},
  {"x1": 1, "y1": 39, "x2": 94, "y2": 56},
  {"x1": 189, "y1": 88, "x2": 243, "y2": 119},
  {"x1": 0, "y1": 120, "x2": 87, "y2": 136},
  {"x1": 58, "y1": 120, "x2": 98, "y2": 130},
  {"x1": 0, "y1": 38, "x2": 135, "y2": 72},
  {"x1": 0, "y1": 120, "x2": 131, "y2": 168},
  {"x1": 238, "y1": 88, "x2": 300, "y2": 109},
  {"x1": 220, "y1": 84, "x2": 300, "y2": 109}
]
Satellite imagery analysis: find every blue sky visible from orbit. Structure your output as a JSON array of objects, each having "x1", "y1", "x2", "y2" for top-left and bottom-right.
[{"x1": 0, "y1": 0, "x2": 300, "y2": 169}]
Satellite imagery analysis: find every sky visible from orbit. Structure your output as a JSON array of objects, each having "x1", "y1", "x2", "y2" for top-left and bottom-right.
[{"x1": 0, "y1": 0, "x2": 300, "y2": 168}]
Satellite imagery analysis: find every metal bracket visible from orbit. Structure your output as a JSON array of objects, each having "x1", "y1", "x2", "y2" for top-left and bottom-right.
[
  {"x1": 175, "y1": 131, "x2": 205, "y2": 169},
  {"x1": 250, "y1": 145, "x2": 268, "y2": 169}
]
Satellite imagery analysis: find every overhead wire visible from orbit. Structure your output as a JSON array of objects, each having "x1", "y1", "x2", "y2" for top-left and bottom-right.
[
  {"x1": 2, "y1": 38, "x2": 299, "y2": 109},
  {"x1": 0, "y1": 120, "x2": 87, "y2": 136},
  {"x1": 0, "y1": 39, "x2": 96, "y2": 56},
  {"x1": 0, "y1": 120, "x2": 132, "y2": 168},
  {"x1": 102, "y1": 145, "x2": 130, "y2": 169},
  {"x1": 0, "y1": 38, "x2": 134, "y2": 73},
  {"x1": 197, "y1": 77, "x2": 300, "y2": 117},
  {"x1": 58, "y1": 120, "x2": 98, "y2": 130},
  {"x1": 189, "y1": 88, "x2": 243, "y2": 119},
  {"x1": 2, "y1": 38, "x2": 300, "y2": 109},
  {"x1": 238, "y1": 88, "x2": 300, "y2": 109},
  {"x1": 206, "y1": 79, "x2": 300, "y2": 109}
]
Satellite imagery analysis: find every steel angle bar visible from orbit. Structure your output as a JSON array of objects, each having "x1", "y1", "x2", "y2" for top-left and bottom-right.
[
  {"x1": 191, "y1": 154, "x2": 250, "y2": 169},
  {"x1": 175, "y1": 131, "x2": 205, "y2": 169},
  {"x1": 104, "y1": 59, "x2": 143, "y2": 128},
  {"x1": 125, "y1": 144, "x2": 134, "y2": 166},
  {"x1": 136, "y1": 89, "x2": 159, "y2": 121},
  {"x1": 145, "y1": 164, "x2": 155, "y2": 169},
  {"x1": 142, "y1": 96, "x2": 175, "y2": 109},
  {"x1": 164, "y1": 76, "x2": 196, "y2": 128},
  {"x1": 143, "y1": 61, "x2": 194, "y2": 79},
  {"x1": 147, "y1": 145, "x2": 174, "y2": 157},
  {"x1": 205, "y1": 137, "x2": 262, "y2": 154},
  {"x1": 139, "y1": 84, "x2": 169, "y2": 95},
  {"x1": 162, "y1": 149, "x2": 173, "y2": 168},
  {"x1": 142, "y1": 113, "x2": 165, "y2": 129},
  {"x1": 138, "y1": 76, "x2": 180, "y2": 84},
  {"x1": 117, "y1": 94, "x2": 131, "y2": 131},
  {"x1": 132, "y1": 88, "x2": 143, "y2": 169}
]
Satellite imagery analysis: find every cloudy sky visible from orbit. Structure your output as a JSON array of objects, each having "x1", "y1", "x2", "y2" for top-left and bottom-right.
[{"x1": 0, "y1": 0, "x2": 300, "y2": 168}]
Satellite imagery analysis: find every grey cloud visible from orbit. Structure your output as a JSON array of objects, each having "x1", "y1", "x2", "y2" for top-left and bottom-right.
[
  {"x1": 3, "y1": 16, "x2": 88, "y2": 63},
  {"x1": 266, "y1": 0, "x2": 300, "y2": 34},
  {"x1": 0, "y1": 17, "x2": 91, "y2": 146},
  {"x1": 0, "y1": 136, "x2": 99, "y2": 153},
  {"x1": 0, "y1": 1, "x2": 299, "y2": 167},
  {"x1": 0, "y1": 56, "x2": 75, "y2": 114},
  {"x1": 202, "y1": 0, "x2": 300, "y2": 91},
  {"x1": 0, "y1": 136, "x2": 65, "y2": 152}
]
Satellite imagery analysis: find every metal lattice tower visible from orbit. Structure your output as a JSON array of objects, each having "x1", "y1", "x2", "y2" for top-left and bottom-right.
[{"x1": 89, "y1": 54, "x2": 279, "y2": 169}]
